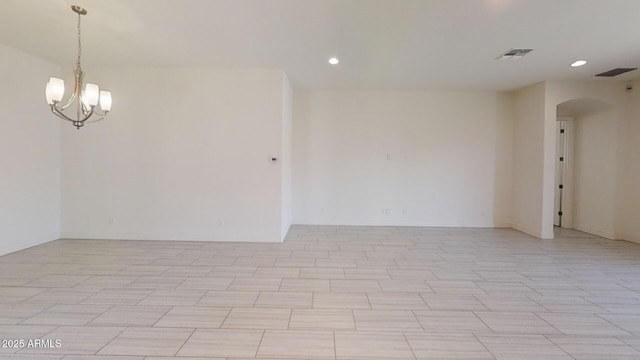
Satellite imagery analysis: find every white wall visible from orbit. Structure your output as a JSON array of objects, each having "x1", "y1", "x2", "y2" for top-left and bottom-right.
[
  {"x1": 61, "y1": 68, "x2": 290, "y2": 242},
  {"x1": 3, "y1": 52, "x2": 635, "y2": 249},
  {"x1": 511, "y1": 82, "x2": 547, "y2": 238},
  {"x1": 572, "y1": 108, "x2": 618, "y2": 238},
  {"x1": 281, "y1": 75, "x2": 293, "y2": 240},
  {"x1": 0, "y1": 44, "x2": 61, "y2": 255},
  {"x1": 293, "y1": 90, "x2": 513, "y2": 227},
  {"x1": 618, "y1": 80, "x2": 640, "y2": 243}
]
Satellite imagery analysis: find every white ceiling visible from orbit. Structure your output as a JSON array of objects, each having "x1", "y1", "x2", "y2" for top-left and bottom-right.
[{"x1": 2, "y1": 0, "x2": 640, "y2": 90}]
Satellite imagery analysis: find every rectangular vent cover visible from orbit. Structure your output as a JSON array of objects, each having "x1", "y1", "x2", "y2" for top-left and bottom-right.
[
  {"x1": 497, "y1": 48, "x2": 533, "y2": 60},
  {"x1": 595, "y1": 68, "x2": 637, "y2": 77}
]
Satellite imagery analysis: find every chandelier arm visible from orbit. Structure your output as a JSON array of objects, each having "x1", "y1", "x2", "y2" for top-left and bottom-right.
[
  {"x1": 57, "y1": 90, "x2": 78, "y2": 111},
  {"x1": 56, "y1": 69, "x2": 84, "y2": 111},
  {"x1": 85, "y1": 116, "x2": 105, "y2": 123},
  {"x1": 80, "y1": 108, "x2": 94, "y2": 123},
  {"x1": 82, "y1": 102, "x2": 92, "y2": 116},
  {"x1": 51, "y1": 104, "x2": 94, "y2": 123},
  {"x1": 50, "y1": 106, "x2": 77, "y2": 123},
  {"x1": 92, "y1": 107, "x2": 109, "y2": 117}
]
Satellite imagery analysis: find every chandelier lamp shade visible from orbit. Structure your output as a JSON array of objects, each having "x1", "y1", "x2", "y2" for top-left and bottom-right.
[{"x1": 45, "y1": 5, "x2": 111, "y2": 129}]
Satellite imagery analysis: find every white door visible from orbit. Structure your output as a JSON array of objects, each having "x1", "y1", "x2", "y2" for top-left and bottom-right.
[{"x1": 554, "y1": 120, "x2": 567, "y2": 227}]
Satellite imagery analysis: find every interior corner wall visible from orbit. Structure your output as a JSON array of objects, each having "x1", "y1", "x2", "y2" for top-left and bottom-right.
[
  {"x1": 292, "y1": 89, "x2": 512, "y2": 227},
  {"x1": 0, "y1": 44, "x2": 61, "y2": 256},
  {"x1": 281, "y1": 74, "x2": 293, "y2": 241},
  {"x1": 61, "y1": 68, "x2": 287, "y2": 242},
  {"x1": 494, "y1": 92, "x2": 515, "y2": 226},
  {"x1": 511, "y1": 82, "x2": 547, "y2": 238}
]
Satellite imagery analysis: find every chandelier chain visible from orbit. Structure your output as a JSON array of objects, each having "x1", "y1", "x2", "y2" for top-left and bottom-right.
[
  {"x1": 76, "y1": 11, "x2": 82, "y2": 120},
  {"x1": 76, "y1": 11, "x2": 82, "y2": 70}
]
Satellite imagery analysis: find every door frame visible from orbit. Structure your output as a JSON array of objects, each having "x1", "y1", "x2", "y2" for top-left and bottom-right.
[{"x1": 555, "y1": 115, "x2": 575, "y2": 229}]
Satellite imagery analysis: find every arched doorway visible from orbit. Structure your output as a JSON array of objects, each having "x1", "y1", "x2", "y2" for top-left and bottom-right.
[{"x1": 554, "y1": 98, "x2": 617, "y2": 238}]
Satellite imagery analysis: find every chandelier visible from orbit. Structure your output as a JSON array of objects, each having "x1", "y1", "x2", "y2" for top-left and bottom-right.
[{"x1": 45, "y1": 5, "x2": 111, "y2": 129}]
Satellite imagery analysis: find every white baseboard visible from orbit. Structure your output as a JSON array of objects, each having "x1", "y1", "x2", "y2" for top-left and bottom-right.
[
  {"x1": 509, "y1": 223, "x2": 544, "y2": 238},
  {"x1": 0, "y1": 233, "x2": 60, "y2": 257},
  {"x1": 613, "y1": 232, "x2": 640, "y2": 244},
  {"x1": 60, "y1": 232, "x2": 281, "y2": 243},
  {"x1": 573, "y1": 225, "x2": 617, "y2": 240}
]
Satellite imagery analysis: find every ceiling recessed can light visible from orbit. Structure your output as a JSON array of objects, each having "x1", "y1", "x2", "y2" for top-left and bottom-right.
[
  {"x1": 570, "y1": 60, "x2": 587, "y2": 67},
  {"x1": 328, "y1": 57, "x2": 339, "y2": 65}
]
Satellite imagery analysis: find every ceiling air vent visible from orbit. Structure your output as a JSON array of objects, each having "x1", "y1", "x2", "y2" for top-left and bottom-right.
[
  {"x1": 496, "y1": 48, "x2": 533, "y2": 60},
  {"x1": 595, "y1": 68, "x2": 637, "y2": 77}
]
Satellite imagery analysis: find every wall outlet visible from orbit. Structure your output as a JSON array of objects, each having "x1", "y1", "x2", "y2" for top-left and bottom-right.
[{"x1": 217, "y1": 219, "x2": 224, "y2": 226}]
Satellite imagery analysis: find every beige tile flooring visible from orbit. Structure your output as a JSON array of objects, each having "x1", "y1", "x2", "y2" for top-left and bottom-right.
[{"x1": 0, "y1": 226, "x2": 639, "y2": 359}]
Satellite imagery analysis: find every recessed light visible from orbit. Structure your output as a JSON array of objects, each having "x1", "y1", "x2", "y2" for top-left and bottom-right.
[
  {"x1": 570, "y1": 60, "x2": 587, "y2": 67},
  {"x1": 328, "y1": 57, "x2": 339, "y2": 65}
]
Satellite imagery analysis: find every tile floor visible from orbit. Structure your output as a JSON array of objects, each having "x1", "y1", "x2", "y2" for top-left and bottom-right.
[{"x1": 0, "y1": 226, "x2": 639, "y2": 359}]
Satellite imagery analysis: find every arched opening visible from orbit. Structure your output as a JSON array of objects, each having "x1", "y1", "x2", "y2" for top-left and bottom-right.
[{"x1": 554, "y1": 97, "x2": 617, "y2": 238}]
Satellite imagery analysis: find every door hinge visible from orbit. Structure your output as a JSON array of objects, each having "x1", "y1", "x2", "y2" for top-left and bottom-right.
[
  {"x1": 559, "y1": 157, "x2": 564, "y2": 162},
  {"x1": 558, "y1": 211, "x2": 563, "y2": 216},
  {"x1": 560, "y1": 129, "x2": 565, "y2": 134},
  {"x1": 559, "y1": 184, "x2": 564, "y2": 189}
]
